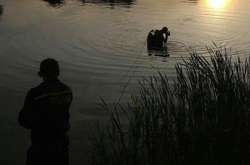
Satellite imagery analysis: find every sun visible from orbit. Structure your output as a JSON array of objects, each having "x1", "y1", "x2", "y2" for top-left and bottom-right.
[{"x1": 206, "y1": 0, "x2": 232, "y2": 9}]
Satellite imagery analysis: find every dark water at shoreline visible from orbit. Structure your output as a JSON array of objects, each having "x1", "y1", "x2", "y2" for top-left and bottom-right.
[{"x1": 1, "y1": 0, "x2": 250, "y2": 164}]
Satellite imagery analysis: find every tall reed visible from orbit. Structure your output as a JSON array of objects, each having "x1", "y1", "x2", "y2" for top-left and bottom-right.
[{"x1": 90, "y1": 47, "x2": 250, "y2": 165}]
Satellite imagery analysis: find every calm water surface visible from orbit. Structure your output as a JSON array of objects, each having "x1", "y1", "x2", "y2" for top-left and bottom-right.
[{"x1": 1, "y1": 0, "x2": 250, "y2": 164}]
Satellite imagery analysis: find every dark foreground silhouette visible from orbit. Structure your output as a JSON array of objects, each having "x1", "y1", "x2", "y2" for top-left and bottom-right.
[
  {"x1": 147, "y1": 27, "x2": 170, "y2": 56},
  {"x1": 18, "y1": 59, "x2": 73, "y2": 165}
]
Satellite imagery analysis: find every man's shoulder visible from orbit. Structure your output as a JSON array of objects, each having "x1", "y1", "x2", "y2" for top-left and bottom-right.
[
  {"x1": 28, "y1": 81, "x2": 72, "y2": 97},
  {"x1": 27, "y1": 81, "x2": 72, "y2": 102},
  {"x1": 57, "y1": 81, "x2": 72, "y2": 94},
  {"x1": 28, "y1": 83, "x2": 46, "y2": 95},
  {"x1": 27, "y1": 85, "x2": 42, "y2": 97}
]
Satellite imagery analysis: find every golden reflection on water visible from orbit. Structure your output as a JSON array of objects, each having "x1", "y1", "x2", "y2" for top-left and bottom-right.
[{"x1": 205, "y1": 0, "x2": 232, "y2": 9}]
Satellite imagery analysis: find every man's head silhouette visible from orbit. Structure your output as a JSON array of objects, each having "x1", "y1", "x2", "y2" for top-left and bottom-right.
[{"x1": 38, "y1": 58, "x2": 60, "y2": 79}]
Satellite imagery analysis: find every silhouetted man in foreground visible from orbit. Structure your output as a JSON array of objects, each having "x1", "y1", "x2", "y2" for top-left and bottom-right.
[{"x1": 19, "y1": 58, "x2": 73, "y2": 165}]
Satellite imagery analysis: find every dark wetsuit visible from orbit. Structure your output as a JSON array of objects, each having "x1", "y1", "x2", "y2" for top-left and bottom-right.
[{"x1": 18, "y1": 79, "x2": 73, "y2": 165}]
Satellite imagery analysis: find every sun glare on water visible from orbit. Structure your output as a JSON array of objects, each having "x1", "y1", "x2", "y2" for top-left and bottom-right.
[{"x1": 206, "y1": 0, "x2": 232, "y2": 9}]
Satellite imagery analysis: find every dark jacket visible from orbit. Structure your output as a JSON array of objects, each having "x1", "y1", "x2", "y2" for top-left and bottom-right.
[{"x1": 18, "y1": 79, "x2": 73, "y2": 145}]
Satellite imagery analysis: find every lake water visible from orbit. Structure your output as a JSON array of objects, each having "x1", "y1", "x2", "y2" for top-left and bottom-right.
[{"x1": 1, "y1": 0, "x2": 250, "y2": 164}]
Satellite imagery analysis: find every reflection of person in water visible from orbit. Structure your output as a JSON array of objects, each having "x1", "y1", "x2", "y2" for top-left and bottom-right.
[
  {"x1": 147, "y1": 26, "x2": 170, "y2": 51},
  {"x1": 18, "y1": 58, "x2": 73, "y2": 165}
]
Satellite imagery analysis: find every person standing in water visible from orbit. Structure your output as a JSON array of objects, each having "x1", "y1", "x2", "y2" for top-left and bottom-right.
[
  {"x1": 147, "y1": 26, "x2": 170, "y2": 50},
  {"x1": 147, "y1": 26, "x2": 170, "y2": 56},
  {"x1": 18, "y1": 58, "x2": 73, "y2": 165},
  {"x1": 160, "y1": 26, "x2": 170, "y2": 47}
]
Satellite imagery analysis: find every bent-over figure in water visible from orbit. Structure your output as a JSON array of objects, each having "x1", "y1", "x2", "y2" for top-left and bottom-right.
[
  {"x1": 147, "y1": 26, "x2": 170, "y2": 52},
  {"x1": 18, "y1": 58, "x2": 73, "y2": 165}
]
